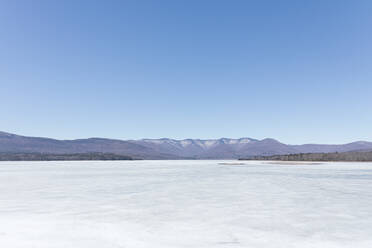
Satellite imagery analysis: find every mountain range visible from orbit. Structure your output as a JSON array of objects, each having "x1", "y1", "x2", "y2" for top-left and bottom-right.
[{"x1": 1, "y1": 131, "x2": 372, "y2": 159}]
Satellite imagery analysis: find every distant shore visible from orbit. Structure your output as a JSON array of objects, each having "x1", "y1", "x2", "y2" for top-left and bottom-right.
[
  {"x1": 0, "y1": 152, "x2": 134, "y2": 161},
  {"x1": 239, "y1": 150, "x2": 372, "y2": 162}
]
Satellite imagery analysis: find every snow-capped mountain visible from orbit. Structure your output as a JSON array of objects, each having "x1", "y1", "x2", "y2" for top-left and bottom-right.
[{"x1": 132, "y1": 138, "x2": 262, "y2": 158}]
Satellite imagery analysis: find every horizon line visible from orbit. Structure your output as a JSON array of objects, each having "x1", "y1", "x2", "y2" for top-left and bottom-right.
[{"x1": 1, "y1": 130, "x2": 370, "y2": 146}]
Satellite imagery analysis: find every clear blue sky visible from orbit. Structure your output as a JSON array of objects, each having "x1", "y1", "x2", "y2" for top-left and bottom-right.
[{"x1": 1, "y1": 0, "x2": 371, "y2": 144}]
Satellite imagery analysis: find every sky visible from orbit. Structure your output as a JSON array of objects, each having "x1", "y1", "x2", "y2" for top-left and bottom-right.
[{"x1": 1, "y1": 0, "x2": 371, "y2": 144}]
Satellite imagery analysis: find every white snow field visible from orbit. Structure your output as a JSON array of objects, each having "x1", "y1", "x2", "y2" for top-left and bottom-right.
[{"x1": 1, "y1": 160, "x2": 372, "y2": 248}]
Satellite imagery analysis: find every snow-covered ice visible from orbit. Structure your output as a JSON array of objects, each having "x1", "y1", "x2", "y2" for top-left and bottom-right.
[{"x1": 1, "y1": 160, "x2": 372, "y2": 247}]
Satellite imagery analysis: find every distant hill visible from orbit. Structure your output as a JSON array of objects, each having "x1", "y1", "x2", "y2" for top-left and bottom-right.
[
  {"x1": 0, "y1": 152, "x2": 133, "y2": 161},
  {"x1": 1, "y1": 131, "x2": 372, "y2": 159},
  {"x1": 240, "y1": 150, "x2": 372, "y2": 162},
  {"x1": 0, "y1": 131, "x2": 176, "y2": 159},
  {"x1": 131, "y1": 138, "x2": 297, "y2": 159},
  {"x1": 131, "y1": 138, "x2": 372, "y2": 159}
]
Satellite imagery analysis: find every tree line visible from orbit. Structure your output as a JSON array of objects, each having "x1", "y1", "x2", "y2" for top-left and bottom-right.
[
  {"x1": 240, "y1": 151, "x2": 372, "y2": 162},
  {"x1": 0, "y1": 152, "x2": 133, "y2": 161}
]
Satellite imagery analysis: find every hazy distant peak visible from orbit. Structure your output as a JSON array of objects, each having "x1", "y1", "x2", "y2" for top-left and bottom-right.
[
  {"x1": 239, "y1": 138, "x2": 258, "y2": 143},
  {"x1": 259, "y1": 138, "x2": 281, "y2": 143},
  {"x1": 351, "y1": 141, "x2": 371, "y2": 145},
  {"x1": 0, "y1": 131, "x2": 16, "y2": 137}
]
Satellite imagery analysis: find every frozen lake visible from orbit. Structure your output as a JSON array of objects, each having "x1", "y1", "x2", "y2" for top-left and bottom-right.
[{"x1": 1, "y1": 160, "x2": 372, "y2": 248}]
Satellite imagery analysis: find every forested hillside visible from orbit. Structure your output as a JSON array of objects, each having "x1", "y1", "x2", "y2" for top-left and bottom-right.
[{"x1": 0, "y1": 153, "x2": 133, "y2": 161}]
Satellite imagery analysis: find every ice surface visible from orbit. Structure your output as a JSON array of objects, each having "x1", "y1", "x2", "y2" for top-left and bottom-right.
[{"x1": 1, "y1": 160, "x2": 372, "y2": 247}]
